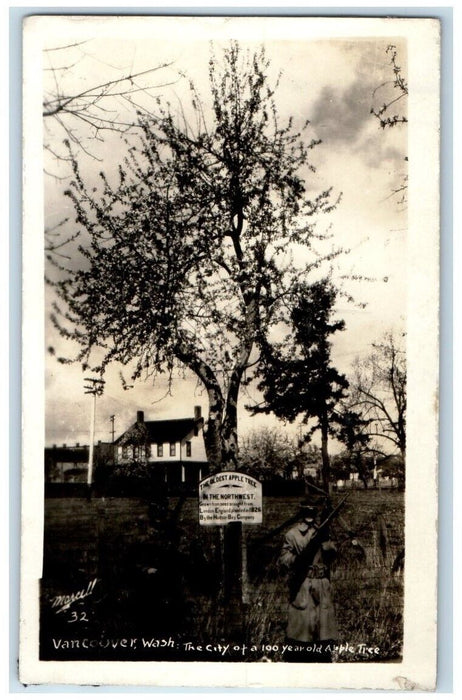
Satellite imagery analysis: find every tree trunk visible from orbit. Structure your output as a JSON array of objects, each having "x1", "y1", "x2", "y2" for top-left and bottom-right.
[
  {"x1": 221, "y1": 388, "x2": 240, "y2": 470},
  {"x1": 202, "y1": 389, "x2": 225, "y2": 471},
  {"x1": 202, "y1": 377, "x2": 244, "y2": 641},
  {"x1": 320, "y1": 412, "x2": 330, "y2": 492},
  {"x1": 202, "y1": 390, "x2": 239, "y2": 472},
  {"x1": 177, "y1": 331, "x2": 253, "y2": 642}
]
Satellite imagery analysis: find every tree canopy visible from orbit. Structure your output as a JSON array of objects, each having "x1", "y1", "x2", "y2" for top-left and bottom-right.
[
  {"x1": 50, "y1": 43, "x2": 342, "y2": 469},
  {"x1": 239, "y1": 427, "x2": 298, "y2": 480}
]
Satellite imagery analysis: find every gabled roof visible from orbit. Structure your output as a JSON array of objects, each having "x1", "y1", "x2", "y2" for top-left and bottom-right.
[
  {"x1": 145, "y1": 418, "x2": 201, "y2": 444},
  {"x1": 115, "y1": 417, "x2": 203, "y2": 446}
]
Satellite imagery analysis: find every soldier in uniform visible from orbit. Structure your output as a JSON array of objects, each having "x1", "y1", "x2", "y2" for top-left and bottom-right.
[{"x1": 279, "y1": 501, "x2": 338, "y2": 662}]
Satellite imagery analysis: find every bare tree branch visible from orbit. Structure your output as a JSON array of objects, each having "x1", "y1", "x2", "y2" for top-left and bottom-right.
[
  {"x1": 349, "y1": 331, "x2": 406, "y2": 459},
  {"x1": 371, "y1": 44, "x2": 408, "y2": 207}
]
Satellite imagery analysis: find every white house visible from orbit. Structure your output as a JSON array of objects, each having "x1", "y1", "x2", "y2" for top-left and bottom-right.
[{"x1": 114, "y1": 406, "x2": 209, "y2": 487}]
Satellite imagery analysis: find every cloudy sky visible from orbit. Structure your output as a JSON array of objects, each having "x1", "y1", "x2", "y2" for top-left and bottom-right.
[{"x1": 39, "y1": 16, "x2": 408, "y2": 447}]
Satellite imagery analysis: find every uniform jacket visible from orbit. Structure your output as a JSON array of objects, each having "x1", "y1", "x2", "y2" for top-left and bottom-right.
[{"x1": 279, "y1": 521, "x2": 338, "y2": 642}]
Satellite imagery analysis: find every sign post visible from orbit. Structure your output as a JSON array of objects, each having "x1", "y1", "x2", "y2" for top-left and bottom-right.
[{"x1": 199, "y1": 471, "x2": 263, "y2": 641}]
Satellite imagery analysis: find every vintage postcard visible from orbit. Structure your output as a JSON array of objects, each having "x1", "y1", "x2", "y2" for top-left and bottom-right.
[{"x1": 21, "y1": 15, "x2": 440, "y2": 689}]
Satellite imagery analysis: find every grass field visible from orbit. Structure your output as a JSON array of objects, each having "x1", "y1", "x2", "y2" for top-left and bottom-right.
[{"x1": 40, "y1": 490, "x2": 404, "y2": 662}]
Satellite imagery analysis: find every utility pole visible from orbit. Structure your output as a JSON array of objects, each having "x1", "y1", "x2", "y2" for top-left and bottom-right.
[
  {"x1": 109, "y1": 415, "x2": 115, "y2": 443},
  {"x1": 84, "y1": 377, "x2": 105, "y2": 495}
]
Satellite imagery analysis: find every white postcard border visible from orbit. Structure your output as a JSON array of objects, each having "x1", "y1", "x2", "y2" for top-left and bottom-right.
[{"x1": 20, "y1": 14, "x2": 440, "y2": 689}]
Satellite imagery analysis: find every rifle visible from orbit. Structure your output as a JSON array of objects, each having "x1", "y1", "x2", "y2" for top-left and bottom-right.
[
  {"x1": 304, "y1": 479, "x2": 361, "y2": 538},
  {"x1": 287, "y1": 493, "x2": 350, "y2": 602}
]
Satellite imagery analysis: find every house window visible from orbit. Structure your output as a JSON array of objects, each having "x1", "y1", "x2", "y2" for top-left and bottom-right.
[
  {"x1": 122, "y1": 446, "x2": 128, "y2": 459},
  {"x1": 185, "y1": 441, "x2": 192, "y2": 457},
  {"x1": 133, "y1": 446, "x2": 139, "y2": 460},
  {"x1": 170, "y1": 443, "x2": 176, "y2": 457},
  {"x1": 157, "y1": 444, "x2": 163, "y2": 458}
]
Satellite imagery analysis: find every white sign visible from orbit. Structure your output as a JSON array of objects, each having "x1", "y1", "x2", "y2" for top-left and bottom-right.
[{"x1": 199, "y1": 471, "x2": 262, "y2": 526}]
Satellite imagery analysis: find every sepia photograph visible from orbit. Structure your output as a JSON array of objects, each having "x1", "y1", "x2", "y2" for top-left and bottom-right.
[{"x1": 20, "y1": 14, "x2": 440, "y2": 688}]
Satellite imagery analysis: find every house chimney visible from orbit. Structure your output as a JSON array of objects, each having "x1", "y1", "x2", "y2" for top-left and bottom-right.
[
  {"x1": 194, "y1": 405, "x2": 202, "y2": 420},
  {"x1": 63, "y1": 443, "x2": 67, "y2": 448},
  {"x1": 137, "y1": 410, "x2": 144, "y2": 423},
  {"x1": 76, "y1": 442, "x2": 80, "y2": 447}
]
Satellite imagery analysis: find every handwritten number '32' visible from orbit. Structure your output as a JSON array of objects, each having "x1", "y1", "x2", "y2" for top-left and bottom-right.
[{"x1": 67, "y1": 611, "x2": 89, "y2": 623}]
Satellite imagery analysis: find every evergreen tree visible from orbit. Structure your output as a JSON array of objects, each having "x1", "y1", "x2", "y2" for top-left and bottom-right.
[{"x1": 249, "y1": 280, "x2": 349, "y2": 489}]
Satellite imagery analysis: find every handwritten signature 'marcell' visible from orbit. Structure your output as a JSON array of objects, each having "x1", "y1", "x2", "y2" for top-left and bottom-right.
[{"x1": 51, "y1": 579, "x2": 98, "y2": 613}]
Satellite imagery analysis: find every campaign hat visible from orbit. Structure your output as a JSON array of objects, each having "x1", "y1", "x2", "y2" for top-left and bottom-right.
[{"x1": 299, "y1": 500, "x2": 318, "y2": 520}]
